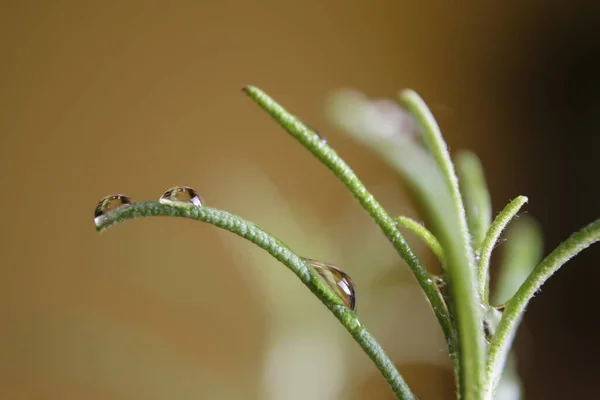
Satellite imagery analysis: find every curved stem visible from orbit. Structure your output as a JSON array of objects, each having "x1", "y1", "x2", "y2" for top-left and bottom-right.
[
  {"x1": 396, "y1": 216, "x2": 445, "y2": 268},
  {"x1": 478, "y1": 196, "x2": 528, "y2": 305},
  {"x1": 95, "y1": 201, "x2": 416, "y2": 400},
  {"x1": 455, "y1": 151, "x2": 492, "y2": 248},
  {"x1": 484, "y1": 218, "x2": 600, "y2": 398},
  {"x1": 399, "y1": 90, "x2": 483, "y2": 400},
  {"x1": 398, "y1": 90, "x2": 475, "y2": 272},
  {"x1": 243, "y1": 86, "x2": 456, "y2": 359}
]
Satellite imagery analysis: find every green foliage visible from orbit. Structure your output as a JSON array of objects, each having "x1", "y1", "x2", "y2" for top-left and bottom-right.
[{"x1": 95, "y1": 86, "x2": 600, "y2": 400}]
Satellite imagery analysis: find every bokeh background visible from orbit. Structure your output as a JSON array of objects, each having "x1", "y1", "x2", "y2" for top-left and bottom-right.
[{"x1": 1, "y1": 1, "x2": 599, "y2": 399}]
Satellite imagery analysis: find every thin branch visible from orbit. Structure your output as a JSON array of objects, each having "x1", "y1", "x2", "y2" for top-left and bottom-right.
[
  {"x1": 243, "y1": 86, "x2": 456, "y2": 359},
  {"x1": 95, "y1": 201, "x2": 416, "y2": 400},
  {"x1": 455, "y1": 151, "x2": 492, "y2": 249},
  {"x1": 478, "y1": 196, "x2": 528, "y2": 304},
  {"x1": 396, "y1": 216, "x2": 445, "y2": 268},
  {"x1": 484, "y1": 218, "x2": 600, "y2": 398}
]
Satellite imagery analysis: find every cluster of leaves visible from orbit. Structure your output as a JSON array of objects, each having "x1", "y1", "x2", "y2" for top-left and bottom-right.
[{"x1": 95, "y1": 86, "x2": 599, "y2": 400}]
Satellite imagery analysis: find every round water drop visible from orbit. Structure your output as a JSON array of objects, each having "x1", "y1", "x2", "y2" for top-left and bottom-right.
[
  {"x1": 159, "y1": 186, "x2": 203, "y2": 207},
  {"x1": 303, "y1": 258, "x2": 357, "y2": 311},
  {"x1": 94, "y1": 194, "x2": 133, "y2": 226}
]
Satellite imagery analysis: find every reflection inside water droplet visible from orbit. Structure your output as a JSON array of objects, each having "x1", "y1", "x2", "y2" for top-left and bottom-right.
[
  {"x1": 94, "y1": 194, "x2": 133, "y2": 226},
  {"x1": 159, "y1": 186, "x2": 203, "y2": 207},
  {"x1": 303, "y1": 258, "x2": 357, "y2": 311}
]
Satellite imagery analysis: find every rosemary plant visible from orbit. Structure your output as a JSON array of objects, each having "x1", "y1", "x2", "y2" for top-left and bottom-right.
[{"x1": 94, "y1": 86, "x2": 599, "y2": 400}]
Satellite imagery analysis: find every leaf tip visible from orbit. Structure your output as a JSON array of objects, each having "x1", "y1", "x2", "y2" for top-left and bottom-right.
[
  {"x1": 241, "y1": 85, "x2": 260, "y2": 94},
  {"x1": 518, "y1": 195, "x2": 529, "y2": 204},
  {"x1": 397, "y1": 88, "x2": 424, "y2": 107}
]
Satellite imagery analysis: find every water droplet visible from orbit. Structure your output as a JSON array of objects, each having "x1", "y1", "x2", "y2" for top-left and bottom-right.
[
  {"x1": 159, "y1": 186, "x2": 203, "y2": 206},
  {"x1": 94, "y1": 194, "x2": 132, "y2": 226},
  {"x1": 304, "y1": 258, "x2": 357, "y2": 311}
]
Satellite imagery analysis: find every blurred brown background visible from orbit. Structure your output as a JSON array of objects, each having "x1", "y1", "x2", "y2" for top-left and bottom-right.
[{"x1": 1, "y1": 1, "x2": 599, "y2": 399}]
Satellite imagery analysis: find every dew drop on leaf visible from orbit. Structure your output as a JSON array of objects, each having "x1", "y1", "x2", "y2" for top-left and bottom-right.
[
  {"x1": 94, "y1": 194, "x2": 133, "y2": 226},
  {"x1": 303, "y1": 258, "x2": 357, "y2": 311},
  {"x1": 159, "y1": 186, "x2": 203, "y2": 207}
]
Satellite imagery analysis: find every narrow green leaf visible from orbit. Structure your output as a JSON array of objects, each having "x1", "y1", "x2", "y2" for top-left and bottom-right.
[
  {"x1": 399, "y1": 91, "x2": 484, "y2": 400},
  {"x1": 95, "y1": 201, "x2": 416, "y2": 400},
  {"x1": 455, "y1": 150, "x2": 492, "y2": 248},
  {"x1": 243, "y1": 86, "x2": 456, "y2": 360},
  {"x1": 484, "y1": 218, "x2": 600, "y2": 397},
  {"x1": 398, "y1": 90, "x2": 476, "y2": 273},
  {"x1": 396, "y1": 216, "x2": 445, "y2": 268},
  {"x1": 478, "y1": 196, "x2": 528, "y2": 304},
  {"x1": 329, "y1": 88, "x2": 484, "y2": 400}
]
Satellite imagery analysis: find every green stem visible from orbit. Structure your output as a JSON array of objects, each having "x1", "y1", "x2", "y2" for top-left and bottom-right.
[
  {"x1": 95, "y1": 201, "x2": 416, "y2": 400},
  {"x1": 455, "y1": 151, "x2": 492, "y2": 248},
  {"x1": 478, "y1": 196, "x2": 528, "y2": 304},
  {"x1": 396, "y1": 216, "x2": 445, "y2": 268},
  {"x1": 399, "y1": 90, "x2": 483, "y2": 400},
  {"x1": 484, "y1": 219, "x2": 600, "y2": 398},
  {"x1": 243, "y1": 86, "x2": 456, "y2": 358}
]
